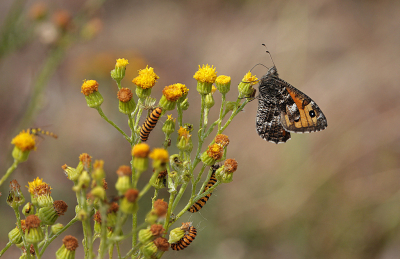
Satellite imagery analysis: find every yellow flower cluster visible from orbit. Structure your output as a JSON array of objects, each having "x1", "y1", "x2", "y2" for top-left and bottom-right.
[
  {"x1": 115, "y1": 58, "x2": 129, "y2": 68},
  {"x1": 11, "y1": 131, "x2": 36, "y2": 152},
  {"x1": 162, "y1": 83, "x2": 188, "y2": 102},
  {"x1": 241, "y1": 71, "x2": 258, "y2": 86},
  {"x1": 132, "y1": 66, "x2": 159, "y2": 89},
  {"x1": 26, "y1": 177, "x2": 51, "y2": 195},
  {"x1": 193, "y1": 64, "x2": 217, "y2": 83},
  {"x1": 81, "y1": 80, "x2": 99, "y2": 96}
]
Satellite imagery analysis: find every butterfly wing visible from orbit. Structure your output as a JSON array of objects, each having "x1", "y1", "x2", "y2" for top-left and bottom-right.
[
  {"x1": 256, "y1": 98, "x2": 291, "y2": 144},
  {"x1": 280, "y1": 83, "x2": 328, "y2": 133}
]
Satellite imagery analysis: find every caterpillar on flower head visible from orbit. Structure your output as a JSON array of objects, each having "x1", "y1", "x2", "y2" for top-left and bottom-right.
[
  {"x1": 188, "y1": 165, "x2": 219, "y2": 213},
  {"x1": 170, "y1": 223, "x2": 197, "y2": 251},
  {"x1": 140, "y1": 107, "x2": 162, "y2": 142}
]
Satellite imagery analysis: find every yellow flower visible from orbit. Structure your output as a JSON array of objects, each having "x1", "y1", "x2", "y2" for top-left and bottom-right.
[
  {"x1": 193, "y1": 64, "x2": 217, "y2": 83},
  {"x1": 115, "y1": 58, "x2": 129, "y2": 68},
  {"x1": 178, "y1": 126, "x2": 190, "y2": 140},
  {"x1": 206, "y1": 143, "x2": 224, "y2": 160},
  {"x1": 79, "y1": 153, "x2": 92, "y2": 168},
  {"x1": 93, "y1": 160, "x2": 104, "y2": 169},
  {"x1": 167, "y1": 115, "x2": 175, "y2": 122},
  {"x1": 216, "y1": 75, "x2": 231, "y2": 85},
  {"x1": 214, "y1": 134, "x2": 229, "y2": 147},
  {"x1": 224, "y1": 158, "x2": 238, "y2": 173},
  {"x1": 149, "y1": 148, "x2": 169, "y2": 163},
  {"x1": 162, "y1": 84, "x2": 184, "y2": 102},
  {"x1": 242, "y1": 71, "x2": 258, "y2": 86},
  {"x1": 11, "y1": 131, "x2": 36, "y2": 152},
  {"x1": 132, "y1": 66, "x2": 159, "y2": 89},
  {"x1": 215, "y1": 75, "x2": 231, "y2": 94},
  {"x1": 132, "y1": 143, "x2": 150, "y2": 158},
  {"x1": 26, "y1": 177, "x2": 52, "y2": 195},
  {"x1": 81, "y1": 80, "x2": 99, "y2": 96},
  {"x1": 175, "y1": 83, "x2": 189, "y2": 96}
]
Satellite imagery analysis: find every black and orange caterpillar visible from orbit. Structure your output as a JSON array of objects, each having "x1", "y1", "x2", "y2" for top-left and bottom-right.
[
  {"x1": 171, "y1": 223, "x2": 197, "y2": 251},
  {"x1": 140, "y1": 107, "x2": 162, "y2": 142},
  {"x1": 188, "y1": 165, "x2": 219, "y2": 213},
  {"x1": 27, "y1": 128, "x2": 58, "y2": 139}
]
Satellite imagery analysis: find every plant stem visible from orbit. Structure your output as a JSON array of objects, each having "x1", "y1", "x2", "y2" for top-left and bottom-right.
[
  {"x1": 0, "y1": 159, "x2": 19, "y2": 186},
  {"x1": 96, "y1": 107, "x2": 130, "y2": 141},
  {"x1": 0, "y1": 242, "x2": 12, "y2": 257},
  {"x1": 173, "y1": 181, "x2": 221, "y2": 222},
  {"x1": 40, "y1": 217, "x2": 79, "y2": 256},
  {"x1": 218, "y1": 99, "x2": 249, "y2": 134},
  {"x1": 13, "y1": 206, "x2": 29, "y2": 253}
]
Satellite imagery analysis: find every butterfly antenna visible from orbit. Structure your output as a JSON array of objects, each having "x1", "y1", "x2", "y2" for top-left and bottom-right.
[
  {"x1": 262, "y1": 44, "x2": 276, "y2": 67},
  {"x1": 249, "y1": 63, "x2": 269, "y2": 73}
]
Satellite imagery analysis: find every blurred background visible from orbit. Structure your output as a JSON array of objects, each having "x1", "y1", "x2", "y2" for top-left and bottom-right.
[{"x1": 0, "y1": 0, "x2": 399, "y2": 258}]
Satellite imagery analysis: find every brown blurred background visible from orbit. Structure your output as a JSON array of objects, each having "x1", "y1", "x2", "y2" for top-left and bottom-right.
[{"x1": 1, "y1": 0, "x2": 400, "y2": 258}]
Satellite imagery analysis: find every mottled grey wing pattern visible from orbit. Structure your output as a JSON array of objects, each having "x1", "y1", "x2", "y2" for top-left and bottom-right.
[{"x1": 256, "y1": 97, "x2": 291, "y2": 144}]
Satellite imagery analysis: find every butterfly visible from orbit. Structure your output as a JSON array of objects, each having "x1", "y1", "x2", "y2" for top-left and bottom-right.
[{"x1": 255, "y1": 51, "x2": 327, "y2": 144}]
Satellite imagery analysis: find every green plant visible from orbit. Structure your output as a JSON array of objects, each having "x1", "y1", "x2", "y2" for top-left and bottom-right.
[{"x1": 1, "y1": 58, "x2": 258, "y2": 258}]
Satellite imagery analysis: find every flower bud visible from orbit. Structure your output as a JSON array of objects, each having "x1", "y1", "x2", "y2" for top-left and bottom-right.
[
  {"x1": 81, "y1": 80, "x2": 103, "y2": 108},
  {"x1": 132, "y1": 143, "x2": 150, "y2": 171},
  {"x1": 180, "y1": 98, "x2": 189, "y2": 110},
  {"x1": 194, "y1": 64, "x2": 217, "y2": 95},
  {"x1": 52, "y1": 223, "x2": 64, "y2": 235},
  {"x1": 215, "y1": 75, "x2": 231, "y2": 94},
  {"x1": 25, "y1": 215, "x2": 44, "y2": 244},
  {"x1": 115, "y1": 165, "x2": 132, "y2": 195},
  {"x1": 162, "y1": 115, "x2": 176, "y2": 136},
  {"x1": 204, "y1": 92, "x2": 215, "y2": 109},
  {"x1": 111, "y1": 58, "x2": 129, "y2": 83},
  {"x1": 55, "y1": 235, "x2": 78, "y2": 259},
  {"x1": 117, "y1": 88, "x2": 136, "y2": 115}
]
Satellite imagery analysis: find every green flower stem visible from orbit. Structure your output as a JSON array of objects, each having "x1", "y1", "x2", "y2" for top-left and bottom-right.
[
  {"x1": 17, "y1": 39, "x2": 67, "y2": 132},
  {"x1": 134, "y1": 99, "x2": 145, "y2": 130},
  {"x1": 176, "y1": 102, "x2": 183, "y2": 127},
  {"x1": 204, "y1": 107, "x2": 210, "y2": 128},
  {"x1": 98, "y1": 206, "x2": 108, "y2": 259},
  {"x1": 96, "y1": 107, "x2": 130, "y2": 142},
  {"x1": 116, "y1": 242, "x2": 122, "y2": 258},
  {"x1": 199, "y1": 95, "x2": 205, "y2": 132},
  {"x1": 173, "y1": 181, "x2": 221, "y2": 223},
  {"x1": 191, "y1": 164, "x2": 206, "y2": 198},
  {"x1": 151, "y1": 189, "x2": 159, "y2": 206},
  {"x1": 0, "y1": 159, "x2": 19, "y2": 186},
  {"x1": 109, "y1": 245, "x2": 114, "y2": 259},
  {"x1": 112, "y1": 211, "x2": 127, "y2": 243},
  {"x1": 218, "y1": 94, "x2": 226, "y2": 130},
  {"x1": 131, "y1": 163, "x2": 138, "y2": 254},
  {"x1": 128, "y1": 113, "x2": 135, "y2": 139},
  {"x1": 0, "y1": 241, "x2": 12, "y2": 257},
  {"x1": 198, "y1": 166, "x2": 214, "y2": 194},
  {"x1": 0, "y1": 0, "x2": 29, "y2": 59},
  {"x1": 132, "y1": 212, "x2": 137, "y2": 253},
  {"x1": 171, "y1": 182, "x2": 189, "y2": 212},
  {"x1": 33, "y1": 243, "x2": 41, "y2": 259},
  {"x1": 163, "y1": 191, "x2": 176, "y2": 233},
  {"x1": 39, "y1": 217, "x2": 79, "y2": 256},
  {"x1": 218, "y1": 99, "x2": 249, "y2": 134},
  {"x1": 203, "y1": 121, "x2": 219, "y2": 141},
  {"x1": 122, "y1": 242, "x2": 142, "y2": 259},
  {"x1": 77, "y1": 188, "x2": 94, "y2": 259},
  {"x1": 13, "y1": 206, "x2": 28, "y2": 254},
  {"x1": 138, "y1": 182, "x2": 152, "y2": 199}
]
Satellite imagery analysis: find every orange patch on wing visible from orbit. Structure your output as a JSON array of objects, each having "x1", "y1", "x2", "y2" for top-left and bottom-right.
[{"x1": 286, "y1": 88, "x2": 304, "y2": 108}]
